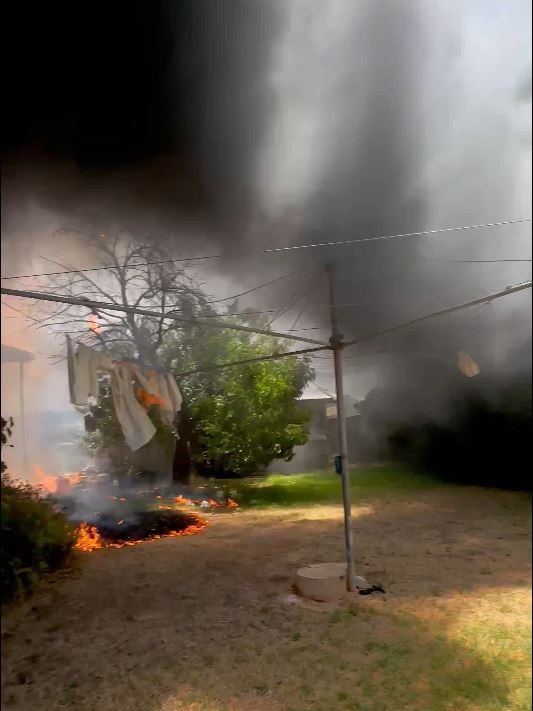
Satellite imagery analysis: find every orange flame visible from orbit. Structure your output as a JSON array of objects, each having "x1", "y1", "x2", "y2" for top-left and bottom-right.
[
  {"x1": 33, "y1": 467, "x2": 85, "y2": 496},
  {"x1": 88, "y1": 314, "x2": 101, "y2": 333},
  {"x1": 56, "y1": 472, "x2": 83, "y2": 496},
  {"x1": 227, "y1": 498, "x2": 239, "y2": 509},
  {"x1": 34, "y1": 465, "x2": 58, "y2": 494},
  {"x1": 74, "y1": 523, "x2": 103, "y2": 551},
  {"x1": 135, "y1": 387, "x2": 167, "y2": 409},
  {"x1": 208, "y1": 498, "x2": 222, "y2": 508},
  {"x1": 175, "y1": 495, "x2": 193, "y2": 505},
  {"x1": 74, "y1": 516, "x2": 209, "y2": 551}
]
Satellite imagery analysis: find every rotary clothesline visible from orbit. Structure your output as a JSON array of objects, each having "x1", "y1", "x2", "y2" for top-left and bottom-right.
[
  {"x1": 2, "y1": 277, "x2": 531, "y2": 593},
  {"x1": 2, "y1": 281, "x2": 531, "y2": 381}
]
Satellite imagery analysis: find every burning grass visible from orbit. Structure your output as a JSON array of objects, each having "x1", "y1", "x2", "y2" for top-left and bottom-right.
[
  {"x1": 30, "y1": 465, "x2": 237, "y2": 555},
  {"x1": 74, "y1": 511, "x2": 209, "y2": 551}
]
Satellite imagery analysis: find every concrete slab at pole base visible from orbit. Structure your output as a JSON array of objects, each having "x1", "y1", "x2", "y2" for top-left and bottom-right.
[{"x1": 295, "y1": 563, "x2": 369, "y2": 602}]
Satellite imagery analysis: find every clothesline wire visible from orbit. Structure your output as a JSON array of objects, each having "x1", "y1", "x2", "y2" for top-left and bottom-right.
[
  {"x1": 0, "y1": 286, "x2": 330, "y2": 347},
  {"x1": 344, "y1": 281, "x2": 532, "y2": 348},
  {"x1": 1, "y1": 217, "x2": 530, "y2": 281},
  {"x1": 174, "y1": 346, "x2": 329, "y2": 378}
]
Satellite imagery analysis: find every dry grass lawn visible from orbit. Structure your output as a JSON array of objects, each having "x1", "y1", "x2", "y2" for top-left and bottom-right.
[{"x1": 1, "y1": 483, "x2": 531, "y2": 711}]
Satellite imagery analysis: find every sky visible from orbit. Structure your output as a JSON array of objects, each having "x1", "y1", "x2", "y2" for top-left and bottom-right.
[{"x1": 1, "y1": 0, "x2": 531, "y2": 470}]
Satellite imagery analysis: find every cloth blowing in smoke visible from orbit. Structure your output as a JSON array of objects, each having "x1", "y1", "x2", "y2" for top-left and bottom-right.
[
  {"x1": 67, "y1": 339, "x2": 182, "y2": 451},
  {"x1": 458, "y1": 351, "x2": 480, "y2": 378}
]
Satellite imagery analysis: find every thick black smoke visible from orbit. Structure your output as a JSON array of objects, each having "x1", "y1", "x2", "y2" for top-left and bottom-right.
[
  {"x1": 2, "y1": 0, "x2": 531, "y2": 423},
  {"x1": 2, "y1": 1, "x2": 283, "y2": 241}
]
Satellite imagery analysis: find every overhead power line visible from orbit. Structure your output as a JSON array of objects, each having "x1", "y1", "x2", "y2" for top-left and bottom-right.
[
  {"x1": 0, "y1": 254, "x2": 221, "y2": 281},
  {"x1": 1, "y1": 269, "x2": 300, "y2": 315},
  {"x1": 267, "y1": 270, "x2": 318, "y2": 328},
  {"x1": 444, "y1": 258, "x2": 532, "y2": 263},
  {"x1": 344, "y1": 280, "x2": 532, "y2": 348},
  {"x1": 204, "y1": 270, "x2": 299, "y2": 305},
  {"x1": 264, "y1": 218, "x2": 532, "y2": 253},
  {"x1": 1, "y1": 299, "x2": 42, "y2": 324},
  {"x1": 1, "y1": 217, "x2": 530, "y2": 281}
]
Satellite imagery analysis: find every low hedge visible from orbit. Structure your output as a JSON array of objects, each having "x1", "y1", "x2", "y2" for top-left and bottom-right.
[
  {"x1": 1, "y1": 417, "x2": 76, "y2": 602},
  {"x1": 1, "y1": 474, "x2": 77, "y2": 602}
]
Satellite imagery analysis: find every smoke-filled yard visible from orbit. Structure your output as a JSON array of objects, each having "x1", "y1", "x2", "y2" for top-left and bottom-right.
[
  {"x1": 1, "y1": 1, "x2": 531, "y2": 710},
  {"x1": 2, "y1": 471, "x2": 531, "y2": 711}
]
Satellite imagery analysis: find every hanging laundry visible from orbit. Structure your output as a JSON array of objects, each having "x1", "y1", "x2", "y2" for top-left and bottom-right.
[
  {"x1": 68, "y1": 341, "x2": 114, "y2": 406},
  {"x1": 165, "y1": 373, "x2": 183, "y2": 415},
  {"x1": 458, "y1": 351, "x2": 480, "y2": 378},
  {"x1": 135, "y1": 386, "x2": 165, "y2": 410},
  {"x1": 133, "y1": 368, "x2": 183, "y2": 427},
  {"x1": 66, "y1": 339, "x2": 182, "y2": 450},
  {"x1": 111, "y1": 364, "x2": 157, "y2": 451}
]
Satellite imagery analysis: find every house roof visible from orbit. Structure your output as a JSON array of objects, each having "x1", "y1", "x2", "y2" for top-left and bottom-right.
[
  {"x1": 326, "y1": 395, "x2": 360, "y2": 419},
  {"x1": 1, "y1": 344, "x2": 35, "y2": 363},
  {"x1": 299, "y1": 383, "x2": 335, "y2": 401}
]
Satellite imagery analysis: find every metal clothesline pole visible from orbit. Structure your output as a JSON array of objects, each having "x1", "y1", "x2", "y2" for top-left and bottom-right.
[{"x1": 326, "y1": 264, "x2": 356, "y2": 592}]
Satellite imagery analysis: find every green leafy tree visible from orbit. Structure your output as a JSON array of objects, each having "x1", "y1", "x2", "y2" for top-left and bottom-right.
[
  {"x1": 1, "y1": 416, "x2": 14, "y2": 475},
  {"x1": 162, "y1": 323, "x2": 312, "y2": 475}
]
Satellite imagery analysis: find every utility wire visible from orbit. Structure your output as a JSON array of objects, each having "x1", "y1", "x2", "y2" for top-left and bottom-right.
[
  {"x1": 204, "y1": 270, "x2": 299, "y2": 305},
  {"x1": 267, "y1": 271, "x2": 317, "y2": 328},
  {"x1": 289, "y1": 289, "x2": 314, "y2": 331},
  {"x1": 1, "y1": 299, "x2": 41, "y2": 324},
  {"x1": 1, "y1": 218, "x2": 530, "y2": 281},
  {"x1": 1, "y1": 269, "x2": 301, "y2": 314},
  {"x1": 264, "y1": 218, "x2": 532, "y2": 253},
  {"x1": 443, "y1": 258, "x2": 532, "y2": 263},
  {"x1": 0, "y1": 254, "x2": 221, "y2": 281}
]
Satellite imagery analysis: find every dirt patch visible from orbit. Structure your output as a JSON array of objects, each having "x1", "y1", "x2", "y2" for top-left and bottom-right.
[{"x1": 1, "y1": 486, "x2": 531, "y2": 711}]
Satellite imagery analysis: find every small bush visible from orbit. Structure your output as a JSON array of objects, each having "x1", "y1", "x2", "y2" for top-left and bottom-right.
[
  {"x1": 388, "y1": 377, "x2": 532, "y2": 491},
  {"x1": 1, "y1": 474, "x2": 77, "y2": 602},
  {"x1": 1, "y1": 417, "x2": 76, "y2": 602}
]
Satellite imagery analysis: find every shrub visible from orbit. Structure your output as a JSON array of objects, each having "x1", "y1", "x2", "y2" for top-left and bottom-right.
[
  {"x1": 388, "y1": 376, "x2": 532, "y2": 491},
  {"x1": 1, "y1": 418, "x2": 76, "y2": 602}
]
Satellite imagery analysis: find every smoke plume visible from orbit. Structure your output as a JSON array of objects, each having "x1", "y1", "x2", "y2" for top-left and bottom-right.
[{"x1": 2, "y1": 0, "x2": 531, "y2": 458}]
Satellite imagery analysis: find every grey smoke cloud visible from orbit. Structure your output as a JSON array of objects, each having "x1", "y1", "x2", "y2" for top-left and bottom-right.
[{"x1": 2, "y1": 0, "x2": 531, "y2": 429}]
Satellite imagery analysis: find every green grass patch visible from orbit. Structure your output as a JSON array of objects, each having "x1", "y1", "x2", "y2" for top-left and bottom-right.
[{"x1": 222, "y1": 464, "x2": 439, "y2": 509}]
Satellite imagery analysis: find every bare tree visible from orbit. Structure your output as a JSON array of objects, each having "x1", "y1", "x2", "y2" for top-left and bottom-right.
[
  {"x1": 14, "y1": 231, "x2": 314, "y2": 484},
  {"x1": 16, "y1": 231, "x2": 222, "y2": 484},
  {"x1": 27, "y1": 231, "x2": 217, "y2": 367}
]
